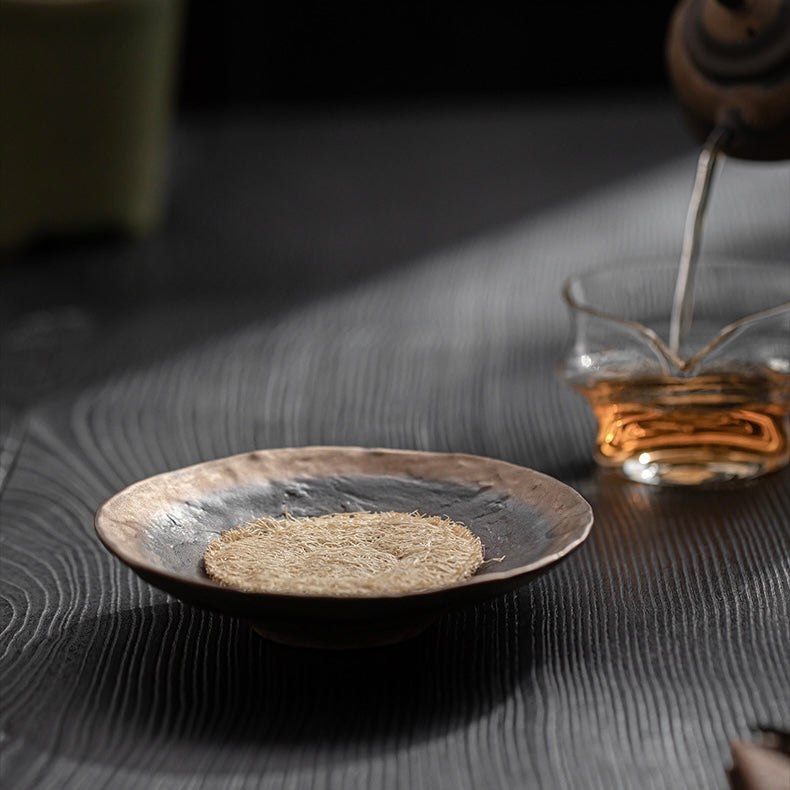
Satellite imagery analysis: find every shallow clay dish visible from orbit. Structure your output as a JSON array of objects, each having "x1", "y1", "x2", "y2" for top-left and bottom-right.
[{"x1": 95, "y1": 446, "x2": 593, "y2": 648}]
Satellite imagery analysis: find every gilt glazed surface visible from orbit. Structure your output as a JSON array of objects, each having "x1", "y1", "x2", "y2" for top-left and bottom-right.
[{"x1": 95, "y1": 446, "x2": 593, "y2": 616}]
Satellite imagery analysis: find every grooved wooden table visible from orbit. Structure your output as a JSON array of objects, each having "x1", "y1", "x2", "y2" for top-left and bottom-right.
[{"x1": 2, "y1": 96, "x2": 789, "y2": 789}]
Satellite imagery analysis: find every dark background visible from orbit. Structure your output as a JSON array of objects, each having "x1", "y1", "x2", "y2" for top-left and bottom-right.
[
  {"x1": 0, "y1": 0, "x2": 692, "y2": 408},
  {"x1": 177, "y1": 0, "x2": 680, "y2": 109}
]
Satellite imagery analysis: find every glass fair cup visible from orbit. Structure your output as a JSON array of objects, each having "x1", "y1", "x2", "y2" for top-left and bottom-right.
[{"x1": 562, "y1": 260, "x2": 790, "y2": 486}]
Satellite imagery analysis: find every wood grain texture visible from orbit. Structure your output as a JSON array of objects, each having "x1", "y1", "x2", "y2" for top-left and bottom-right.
[{"x1": 2, "y1": 104, "x2": 789, "y2": 789}]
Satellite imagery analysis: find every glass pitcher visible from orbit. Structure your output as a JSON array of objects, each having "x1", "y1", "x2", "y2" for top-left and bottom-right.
[{"x1": 562, "y1": 260, "x2": 790, "y2": 486}]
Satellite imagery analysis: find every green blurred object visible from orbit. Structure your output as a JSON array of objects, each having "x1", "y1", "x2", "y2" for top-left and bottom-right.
[{"x1": 0, "y1": 0, "x2": 182, "y2": 249}]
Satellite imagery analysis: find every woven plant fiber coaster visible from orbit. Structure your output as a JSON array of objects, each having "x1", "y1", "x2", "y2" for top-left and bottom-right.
[{"x1": 203, "y1": 511, "x2": 485, "y2": 595}]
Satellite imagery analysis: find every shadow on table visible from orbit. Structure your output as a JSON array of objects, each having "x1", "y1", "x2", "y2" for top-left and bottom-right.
[
  {"x1": 1, "y1": 97, "x2": 692, "y2": 409},
  {"x1": 6, "y1": 591, "x2": 540, "y2": 777}
]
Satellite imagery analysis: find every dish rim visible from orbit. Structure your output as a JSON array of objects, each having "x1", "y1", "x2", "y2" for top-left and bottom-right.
[{"x1": 94, "y1": 445, "x2": 594, "y2": 603}]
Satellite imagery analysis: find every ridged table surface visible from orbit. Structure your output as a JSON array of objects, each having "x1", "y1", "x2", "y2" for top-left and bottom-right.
[{"x1": 1, "y1": 97, "x2": 789, "y2": 789}]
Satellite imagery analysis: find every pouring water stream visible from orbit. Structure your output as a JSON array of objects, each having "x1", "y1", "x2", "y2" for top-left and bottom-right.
[{"x1": 668, "y1": 125, "x2": 730, "y2": 357}]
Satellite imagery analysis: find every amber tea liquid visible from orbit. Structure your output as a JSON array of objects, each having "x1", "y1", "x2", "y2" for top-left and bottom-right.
[{"x1": 573, "y1": 370, "x2": 790, "y2": 485}]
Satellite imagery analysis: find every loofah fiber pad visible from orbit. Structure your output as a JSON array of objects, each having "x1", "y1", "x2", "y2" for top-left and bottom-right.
[{"x1": 203, "y1": 511, "x2": 484, "y2": 596}]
